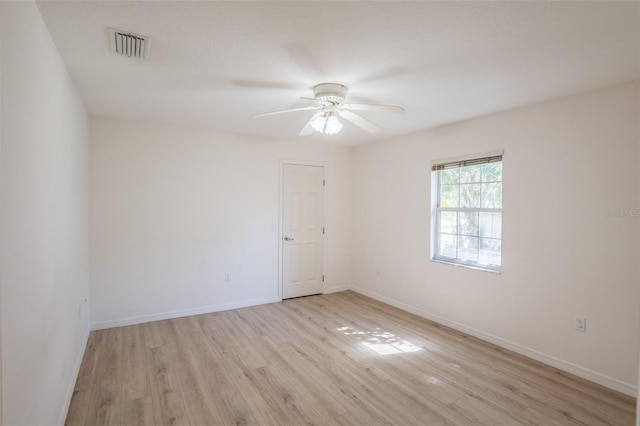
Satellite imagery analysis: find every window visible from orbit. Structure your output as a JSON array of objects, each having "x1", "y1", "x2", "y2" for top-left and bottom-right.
[{"x1": 432, "y1": 154, "x2": 502, "y2": 271}]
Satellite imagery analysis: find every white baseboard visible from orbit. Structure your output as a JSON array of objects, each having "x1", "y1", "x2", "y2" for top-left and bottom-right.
[
  {"x1": 324, "y1": 285, "x2": 350, "y2": 294},
  {"x1": 351, "y1": 286, "x2": 637, "y2": 397},
  {"x1": 90, "y1": 296, "x2": 280, "y2": 330},
  {"x1": 58, "y1": 324, "x2": 90, "y2": 425}
]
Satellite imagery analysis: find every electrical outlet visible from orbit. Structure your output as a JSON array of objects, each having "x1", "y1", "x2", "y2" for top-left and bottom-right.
[
  {"x1": 575, "y1": 317, "x2": 586, "y2": 332},
  {"x1": 224, "y1": 273, "x2": 230, "y2": 282}
]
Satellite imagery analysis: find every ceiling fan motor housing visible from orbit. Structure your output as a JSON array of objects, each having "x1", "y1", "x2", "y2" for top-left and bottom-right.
[{"x1": 313, "y1": 83, "x2": 348, "y2": 104}]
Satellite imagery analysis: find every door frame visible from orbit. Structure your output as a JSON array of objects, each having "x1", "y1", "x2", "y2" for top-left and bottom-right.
[{"x1": 278, "y1": 159, "x2": 326, "y2": 301}]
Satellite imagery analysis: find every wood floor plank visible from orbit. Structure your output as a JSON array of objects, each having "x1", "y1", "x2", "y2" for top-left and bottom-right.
[
  {"x1": 145, "y1": 344, "x2": 190, "y2": 426},
  {"x1": 208, "y1": 382, "x2": 260, "y2": 426},
  {"x1": 86, "y1": 383, "x2": 121, "y2": 426},
  {"x1": 67, "y1": 291, "x2": 636, "y2": 426},
  {"x1": 176, "y1": 360, "x2": 226, "y2": 425},
  {"x1": 225, "y1": 308, "x2": 263, "y2": 340},
  {"x1": 122, "y1": 324, "x2": 150, "y2": 402},
  {"x1": 232, "y1": 338, "x2": 271, "y2": 370},
  {"x1": 231, "y1": 362, "x2": 301, "y2": 425},
  {"x1": 518, "y1": 405, "x2": 585, "y2": 426},
  {"x1": 446, "y1": 395, "x2": 528, "y2": 426},
  {"x1": 328, "y1": 355, "x2": 466, "y2": 425},
  {"x1": 192, "y1": 313, "x2": 234, "y2": 360},
  {"x1": 280, "y1": 341, "x2": 396, "y2": 425},
  {"x1": 64, "y1": 388, "x2": 91, "y2": 426},
  {"x1": 76, "y1": 330, "x2": 101, "y2": 382},
  {"x1": 322, "y1": 412, "x2": 363, "y2": 426},
  {"x1": 249, "y1": 304, "x2": 296, "y2": 343},
  {"x1": 172, "y1": 325, "x2": 226, "y2": 425},
  {"x1": 95, "y1": 328, "x2": 124, "y2": 388},
  {"x1": 270, "y1": 359, "x2": 349, "y2": 422},
  {"x1": 121, "y1": 396, "x2": 154, "y2": 426},
  {"x1": 140, "y1": 320, "x2": 165, "y2": 349},
  {"x1": 253, "y1": 363, "x2": 326, "y2": 424}
]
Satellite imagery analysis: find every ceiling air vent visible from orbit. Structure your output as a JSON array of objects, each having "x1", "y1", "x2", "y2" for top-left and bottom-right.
[{"x1": 108, "y1": 27, "x2": 150, "y2": 59}]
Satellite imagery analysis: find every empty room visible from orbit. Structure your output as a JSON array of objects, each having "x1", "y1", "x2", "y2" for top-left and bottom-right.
[{"x1": 1, "y1": 1, "x2": 639, "y2": 425}]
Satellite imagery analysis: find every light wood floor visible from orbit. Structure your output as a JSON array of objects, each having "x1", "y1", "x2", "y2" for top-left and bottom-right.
[{"x1": 66, "y1": 291, "x2": 635, "y2": 425}]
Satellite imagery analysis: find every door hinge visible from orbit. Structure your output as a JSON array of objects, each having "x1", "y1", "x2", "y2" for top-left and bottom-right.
[
  {"x1": 323, "y1": 179, "x2": 325, "y2": 187},
  {"x1": 322, "y1": 275, "x2": 325, "y2": 282},
  {"x1": 323, "y1": 227, "x2": 325, "y2": 234}
]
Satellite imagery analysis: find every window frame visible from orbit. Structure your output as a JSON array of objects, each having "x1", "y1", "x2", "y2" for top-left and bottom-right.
[{"x1": 431, "y1": 152, "x2": 503, "y2": 273}]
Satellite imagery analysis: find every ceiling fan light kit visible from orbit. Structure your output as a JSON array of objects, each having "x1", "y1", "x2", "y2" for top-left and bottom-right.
[
  {"x1": 310, "y1": 112, "x2": 343, "y2": 135},
  {"x1": 254, "y1": 82, "x2": 404, "y2": 137}
]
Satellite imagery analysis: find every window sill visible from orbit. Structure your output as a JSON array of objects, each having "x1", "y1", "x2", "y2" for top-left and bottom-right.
[{"x1": 431, "y1": 258, "x2": 501, "y2": 274}]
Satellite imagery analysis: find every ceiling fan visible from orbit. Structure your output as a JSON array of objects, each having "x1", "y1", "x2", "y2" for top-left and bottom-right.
[{"x1": 254, "y1": 83, "x2": 404, "y2": 135}]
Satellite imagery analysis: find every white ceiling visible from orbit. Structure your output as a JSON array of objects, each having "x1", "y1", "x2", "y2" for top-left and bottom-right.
[{"x1": 36, "y1": 1, "x2": 639, "y2": 146}]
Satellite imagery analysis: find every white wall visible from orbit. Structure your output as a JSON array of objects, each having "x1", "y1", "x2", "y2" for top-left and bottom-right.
[
  {"x1": 89, "y1": 118, "x2": 351, "y2": 327},
  {"x1": 352, "y1": 81, "x2": 640, "y2": 395},
  {"x1": 0, "y1": 2, "x2": 90, "y2": 425}
]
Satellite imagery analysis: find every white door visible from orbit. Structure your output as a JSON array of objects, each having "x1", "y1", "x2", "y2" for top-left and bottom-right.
[{"x1": 282, "y1": 164, "x2": 324, "y2": 299}]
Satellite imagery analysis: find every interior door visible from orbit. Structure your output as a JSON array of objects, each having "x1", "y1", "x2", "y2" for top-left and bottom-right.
[{"x1": 282, "y1": 164, "x2": 324, "y2": 299}]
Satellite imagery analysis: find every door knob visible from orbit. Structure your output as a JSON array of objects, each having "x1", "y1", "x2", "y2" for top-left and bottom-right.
[{"x1": 283, "y1": 236, "x2": 294, "y2": 241}]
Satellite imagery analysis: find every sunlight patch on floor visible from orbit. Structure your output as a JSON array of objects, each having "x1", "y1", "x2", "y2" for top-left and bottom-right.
[
  {"x1": 338, "y1": 326, "x2": 421, "y2": 355},
  {"x1": 426, "y1": 376, "x2": 439, "y2": 385}
]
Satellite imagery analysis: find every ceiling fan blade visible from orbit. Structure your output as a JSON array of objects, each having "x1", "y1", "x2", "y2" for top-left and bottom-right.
[
  {"x1": 253, "y1": 106, "x2": 321, "y2": 118},
  {"x1": 299, "y1": 114, "x2": 319, "y2": 136},
  {"x1": 337, "y1": 110, "x2": 381, "y2": 134},
  {"x1": 341, "y1": 103, "x2": 405, "y2": 113}
]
